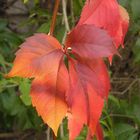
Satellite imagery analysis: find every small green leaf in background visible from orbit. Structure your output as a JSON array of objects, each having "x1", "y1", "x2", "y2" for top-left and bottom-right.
[
  {"x1": 0, "y1": 19, "x2": 7, "y2": 31},
  {"x1": 114, "y1": 123, "x2": 137, "y2": 140},
  {"x1": 133, "y1": 104, "x2": 140, "y2": 126},
  {"x1": 37, "y1": 22, "x2": 51, "y2": 33},
  {"x1": 118, "y1": 0, "x2": 129, "y2": 7},
  {"x1": 73, "y1": 0, "x2": 84, "y2": 16},
  {"x1": 127, "y1": 133, "x2": 139, "y2": 140},
  {"x1": 133, "y1": 38, "x2": 140, "y2": 63},
  {"x1": 131, "y1": 0, "x2": 140, "y2": 20},
  {"x1": 19, "y1": 79, "x2": 31, "y2": 106},
  {"x1": 108, "y1": 95, "x2": 120, "y2": 108},
  {"x1": 23, "y1": 0, "x2": 29, "y2": 4}
]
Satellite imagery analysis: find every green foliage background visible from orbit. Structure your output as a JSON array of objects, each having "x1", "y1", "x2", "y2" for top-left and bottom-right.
[{"x1": 0, "y1": 0, "x2": 140, "y2": 139}]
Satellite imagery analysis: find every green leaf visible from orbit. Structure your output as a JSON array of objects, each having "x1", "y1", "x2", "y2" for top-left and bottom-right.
[
  {"x1": 131, "y1": 0, "x2": 140, "y2": 20},
  {"x1": 0, "y1": 79, "x2": 8, "y2": 92},
  {"x1": 73, "y1": 0, "x2": 84, "y2": 16},
  {"x1": 0, "y1": 91, "x2": 23, "y2": 115},
  {"x1": 23, "y1": 0, "x2": 29, "y2": 3},
  {"x1": 19, "y1": 79, "x2": 31, "y2": 106},
  {"x1": 133, "y1": 105, "x2": 140, "y2": 126},
  {"x1": 108, "y1": 95, "x2": 120, "y2": 108},
  {"x1": 37, "y1": 22, "x2": 50, "y2": 33},
  {"x1": 118, "y1": 0, "x2": 129, "y2": 7},
  {"x1": 0, "y1": 54, "x2": 5, "y2": 63},
  {"x1": 114, "y1": 123, "x2": 136, "y2": 136},
  {"x1": 133, "y1": 38, "x2": 140, "y2": 63},
  {"x1": 116, "y1": 132, "x2": 138, "y2": 140},
  {"x1": 127, "y1": 133, "x2": 138, "y2": 140},
  {"x1": 0, "y1": 19, "x2": 7, "y2": 31}
]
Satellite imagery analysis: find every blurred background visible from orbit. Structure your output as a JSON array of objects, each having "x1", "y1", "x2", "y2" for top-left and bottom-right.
[{"x1": 0, "y1": 0, "x2": 140, "y2": 139}]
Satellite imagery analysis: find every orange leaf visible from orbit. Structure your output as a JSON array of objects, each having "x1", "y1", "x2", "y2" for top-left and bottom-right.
[
  {"x1": 6, "y1": 33, "x2": 69, "y2": 135},
  {"x1": 6, "y1": 33, "x2": 63, "y2": 78},
  {"x1": 31, "y1": 59, "x2": 68, "y2": 135}
]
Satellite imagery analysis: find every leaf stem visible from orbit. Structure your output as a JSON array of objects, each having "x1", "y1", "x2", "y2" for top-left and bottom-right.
[{"x1": 49, "y1": 0, "x2": 60, "y2": 36}]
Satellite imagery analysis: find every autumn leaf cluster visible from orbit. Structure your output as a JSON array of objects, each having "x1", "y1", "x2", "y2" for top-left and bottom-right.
[{"x1": 6, "y1": 0, "x2": 129, "y2": 139}]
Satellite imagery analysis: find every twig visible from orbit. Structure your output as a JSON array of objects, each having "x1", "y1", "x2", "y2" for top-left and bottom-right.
[
  {"x1": 102, "y1": 114, "x2": 134, "y2": 121},
  {"x1": 110, "y1": 114, "x2": 134, "y2": 118},
  {"x1": 0, "y1": 132, "x2": 22, "y2": 138},
  {"x1": 20, "y1": 131, "x2": 34, "y2": 140},
  {"x1": 6, "y1": 0, "x2": 18, "y2": 8},
  {"x1": 12, "y1": 5, "x2": 29, "y2": 13},
  {"x1": 62, "y1": 0, "x2": 70, "y2": 32},
  {"x1": 49, "y1": 0, "x2": 60, "y2": 36},
  {"x1": 120, "y1": 79, "x2": 137, "y2": 95},
  {"x1": 60, "y1": 123, "x2": 64, "y2": 138},
  {"x1": 62, "y1": 30, "x2": 67, "y2": 44},
  {"x1": 46, "y1": 127, "x2": 50, "y2": 140},
  {"x1": 111, "y1": 77, "x2": 134, "y2": 82},
  {"x1": 70, "y1": 0, "x2": 75, "y2": 26},
  {"x1": 111, "y1": 78, "x2": 139, "y2": 95}
]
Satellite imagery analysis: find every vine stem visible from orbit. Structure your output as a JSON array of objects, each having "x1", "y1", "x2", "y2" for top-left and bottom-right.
[
  {"x1": 49, "y1": 0, "x2": 60, "y2": 36},
  {"x1": 62, "y1": 0, "x2": 70, "y2": 32}
]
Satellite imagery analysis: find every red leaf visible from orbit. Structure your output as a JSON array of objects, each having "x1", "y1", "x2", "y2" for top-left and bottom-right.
[
  {"x1": 118, "y1": 5, "x2": 129, "y2": 47},
  {"x1": 78, "y1": 0, "x2": 129, "y2": 48},
  {"x1": 68, "y1": 113, "x2": 83, "y2": 140},
  {"x1": 65, "y1": 25, "x2": 118, "y2": 59},
  {"x1": 67, "y1": 60, "x2": 87, "y2": 139},
  {"x1": 95, "y1": 122, "x2": 104, "y2": 140},
  {"x1": 78, "y1": 0, "x2": 120, "y2": 36},
  {"x1": 86, "y1": 122, "x2": 103, "y2": 140},
  {"x1": 67, "y1": 58, "x2": 109, "y2": 139}
]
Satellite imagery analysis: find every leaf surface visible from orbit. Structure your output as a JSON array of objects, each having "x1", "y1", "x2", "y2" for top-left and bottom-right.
[
  {"x1": 95, "y1": 122, "x2": 104, "y2": 140},
  {"x1": 6, "y1": 33, "x2": 69, "y2": 135},
  {"x1": 31, "y1": 59, "x2": 68, "y2": 135},
  {"x1": 86, "y1": 122, "x2": 103, "y2": 140},
  {"x1": 68, "y1": 114, "x2": 84, "y2": 140},
  {"x1": 78, "y1": 0, "x2": 129, "y2": 48},
  {"x1": 65, "y1": 25, "x2": 117, "y2": 59},
  {"x1": 67, "y1": 58, "x2": 110, "y2": 139},
  {"x1": 78, "y1": 0, "x2": 120, "y2": 37},
  {"x1": 118, "y1": 5, "x2": 129, "y2": 47},
  {"x1": 6, "y1": 33, "x2": 63, "y2": 78}
]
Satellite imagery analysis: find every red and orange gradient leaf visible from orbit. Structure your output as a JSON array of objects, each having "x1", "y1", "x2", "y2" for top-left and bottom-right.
[
  {"x1": 6, "y1": 33, "x2": 68, "y2": 135},
  {"x1": 6, "y1": 34, "x2": 63, "y2": 78}
]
